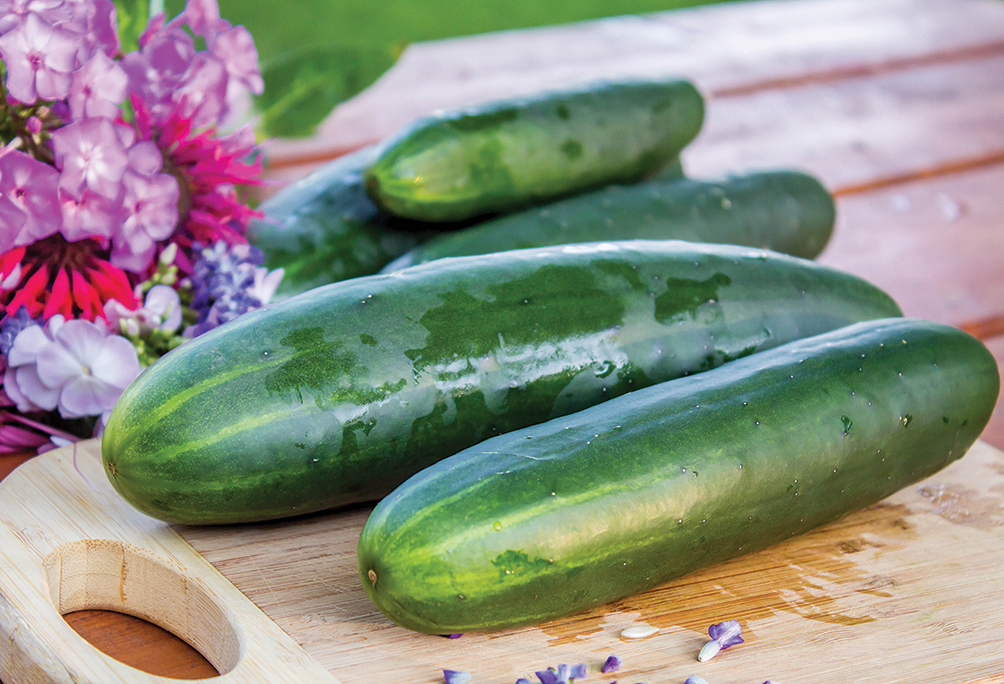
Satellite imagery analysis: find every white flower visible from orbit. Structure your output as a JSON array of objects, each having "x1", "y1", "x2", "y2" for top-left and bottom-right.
[{"x1": 5, "y1": 316, "x2": 141, "y2": 419}]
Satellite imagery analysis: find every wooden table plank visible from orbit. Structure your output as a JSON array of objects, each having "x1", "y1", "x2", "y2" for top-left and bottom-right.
[
  {"x1": 262, "y1": 0, "x2": 1004, "y2": 171},
  {"x1": 815, "y1": 164, "x2": 1004, "y2": 333},
  {"x1": 683, "y1": 54, "x2": 1004, "y2": 190}
]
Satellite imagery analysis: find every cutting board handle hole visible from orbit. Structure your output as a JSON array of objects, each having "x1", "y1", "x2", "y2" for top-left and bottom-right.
[{"x1": 42, "y1": 539, "x2": 242, "y2": 677}]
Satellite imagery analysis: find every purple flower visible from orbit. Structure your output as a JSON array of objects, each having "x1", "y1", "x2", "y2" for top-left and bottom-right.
[
  {"x1": 184, "y1": 241, "x2": 282, "y2": 337},
  {"x1": 52, "y1": 118, "x2": 130, "y2": 201},
  {"x1": 0, "y1": 195, "x2": 28, "y2": 247},
  {"x1": 443, "y1": 670, "x2": 472, "y2": 684},
  {"x1": 111, "y1": 170, "x2": 180, "y2": 272},
  {"x1": 684, "y1": 677, "x2": 709, "y2": 684},
  {"x1": 59, "y1": 187, "x2": 120, "y2": 242},
  {"x1": 4, "y1": 315, "x2": 140, "y2": 419},
  {"x1": 602, "y1": 655, "x2": 622, "y2": 674},
  {"x1": 536, "y1": 670, "x2": 558, "y2": 684},
  {"x1": 67, "y1": 51, "x2": 128, "y2": 120},
  {"x1": 0, "y1": 148, "x2": 62, "y2": 251},
  {"x1": 698, "y1": 620, "x2": 744, "y2": 662},
  {"x1": 0, "y1": 12, "x2": 76, "y2": 103}
]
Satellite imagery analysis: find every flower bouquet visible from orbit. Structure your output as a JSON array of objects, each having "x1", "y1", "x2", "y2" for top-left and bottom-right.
[{"x1": 0, "y1": 0, "x2": 284, "y2": 453}]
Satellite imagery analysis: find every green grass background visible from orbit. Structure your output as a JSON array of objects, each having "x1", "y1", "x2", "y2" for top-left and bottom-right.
[
  {"x1": 164, "y1": 0, "x2": 745, "y2": 137},
  {"x1": 203, "y1": 0, "x2": 741, "y2": 61}
]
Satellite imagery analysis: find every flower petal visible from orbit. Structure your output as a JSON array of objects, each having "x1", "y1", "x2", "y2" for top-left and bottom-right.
[
  {"x1": 12, "y1": 364, "x2": 59, "y2": 411},
  {"x1": 7, "y1": 324, "x2": 50, "y2": 366},
  {"x1": 708, "y1": 620, "x2": 743, "y2": 648},
  {"x1": 89, "y1": 334, "x2": 141, "y2": 389},
  {"x1": 58, "y1": 375, "x2": 109, "y2": 417},
  {"x1": 443, "y1": 670, "x2": 472, "y2": 684},
  {"x1": 35, "y1": 338, "x2": 85, "y2": 389}
]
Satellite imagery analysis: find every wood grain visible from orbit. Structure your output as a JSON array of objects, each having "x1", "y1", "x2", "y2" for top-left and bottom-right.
[{"x1": 4, "y1": 439, "x2": 1004, "y2": 684}]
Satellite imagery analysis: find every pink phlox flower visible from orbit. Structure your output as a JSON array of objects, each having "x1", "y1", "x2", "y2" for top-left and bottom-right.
[
  {"x1": 212, "y1": 23, "x2": 263, "y2": 95},
  {"x1": 120, "y1": 20, "x2": 198, "y2": 124},
  {"x1": 174, "y1": 0, "x2": 262, "y2": 96},
  {"x1": 0, "y1": 0, "x2": 64, "y2": 40},
  {"x1": 172, "y1": 54, "x2": 229, "y2": 130},
  {"x1": 0, "y1": 196, "x2": 28, "y2": 248},
  {"x1": 173, "y1": 0, "x2": 226, "y2": 38},
  {"x1": 0, "y1": 12, "x2": 77, "y2": 103},
  {"x1": 0, "y1": 147, "x2": 62, "y2": 251},
  {"x1": 52, "y1": 117, "x2": 130, "y2": 200},
  {"x1": 67, "y1": 50, "x2": 128, "y2": 120},
  {"x1": 59, "y1": 186, "x2": 120, "y2": 242},
  {"x1": 125, "y1": 139, "x2": 163, "y2": 176},
  {"x1": 75, "y1": 0, "x2": 119, "y2": 58},
  {"x1": 110, "y1": 170, "x2": 180, "y2": 272},
  {"x1": 137, "y1": 10, "x2": 164, "y2": 48},
  {"x1": 16, "y1": 316, "x2": 141, "y2": 419}
]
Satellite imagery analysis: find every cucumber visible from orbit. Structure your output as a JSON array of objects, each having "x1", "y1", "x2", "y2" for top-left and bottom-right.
[
  {"x1": 247, "y1": 145, "x2": 435, "y2": 298},
  {"x1": 357, "y1": 318, "x2": 999, "y2": 634},
  {"x1": 383, "y1": 170, "x2": 835, "y2": 272},
  {"x1": 249, "y1": 148, "x2": 683, "y2": 298},
  {"x1": 364, "y1": 78, "x2": 705, "y2": 221},
  {"x1": 101, "y1": 240, "x2": 902, "y2": 525}
]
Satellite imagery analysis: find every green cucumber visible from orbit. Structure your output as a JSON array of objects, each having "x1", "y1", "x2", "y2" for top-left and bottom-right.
[
  {"x1": 247, "y1": 145, "x2": 434, "y2": 298},
  {"x1": 364, "y1": 78, "x2": 705, "y2": 221},
  {"x1": 383, "y1": 169, "x2": 835, "y2": 272},
  {"x1": 102, "y1": 240, "x2": 902, "y2": 525},
  {"x1": 357, "y1": 318, "x2": 999, "y2": 634}
]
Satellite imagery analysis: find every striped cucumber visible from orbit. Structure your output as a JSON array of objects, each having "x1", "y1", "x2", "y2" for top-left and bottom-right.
[
  {"x1": 364, "y1": 78, "x2": 705, "y2": 221},
  {"x1": 247, "y1": 145, "x2": 434, "y2": 298},
  {"x1": 357, "y1": 318, "x2": 999, "y2": 634},
  {"x1": 383, "y1": 169, "x2": 835, "y2": 272},
  {"x1": 102, "y1": 240, "x2": 901, "y2": 525}
]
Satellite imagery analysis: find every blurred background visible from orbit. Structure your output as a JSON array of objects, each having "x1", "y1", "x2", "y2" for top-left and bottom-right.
[{"x1": 163, "y1": 0, "x2": 746, "y2": 138}]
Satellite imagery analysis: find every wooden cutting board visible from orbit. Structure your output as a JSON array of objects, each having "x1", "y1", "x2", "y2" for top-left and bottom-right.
[{"x1": 2, "y1": 438, "x2": 1004, "y2": 683}]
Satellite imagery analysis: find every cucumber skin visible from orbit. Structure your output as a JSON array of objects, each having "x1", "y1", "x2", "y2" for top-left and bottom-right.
[
  {"x1": 364, "y1": 78, "x2": 705, "y2": 222},
  {"x1": 248, "y1": 148, "x2": 683, "y2": 298},
  {"x1": 101, "y1": 240, "x2": 902, "y2": 525},
  {"x1": 247, "y1": 146, "x2": 433, "y2": 298},
  {"x1": 357, "y1": 318, "x2": 1000, "y2": 634},
  {"x1": 383, "y1": 170, "x2": 835, "y2": 272}
]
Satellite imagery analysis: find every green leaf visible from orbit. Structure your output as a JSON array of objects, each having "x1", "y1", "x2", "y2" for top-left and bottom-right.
[
  {"x1": 114, "y1": 0, "x2": 151, "y2": 55},
  {"x1": 253, "y1": 42, "x2": 403, "y2": 139}
]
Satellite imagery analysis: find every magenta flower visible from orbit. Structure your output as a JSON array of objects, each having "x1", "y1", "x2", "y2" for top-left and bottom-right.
[
  {"x1": 0, "y1": 12, "x2": 76, "y2": 103},
  {"x1": 0, "y1": 148, "x2": 62, "y2": 251}
]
